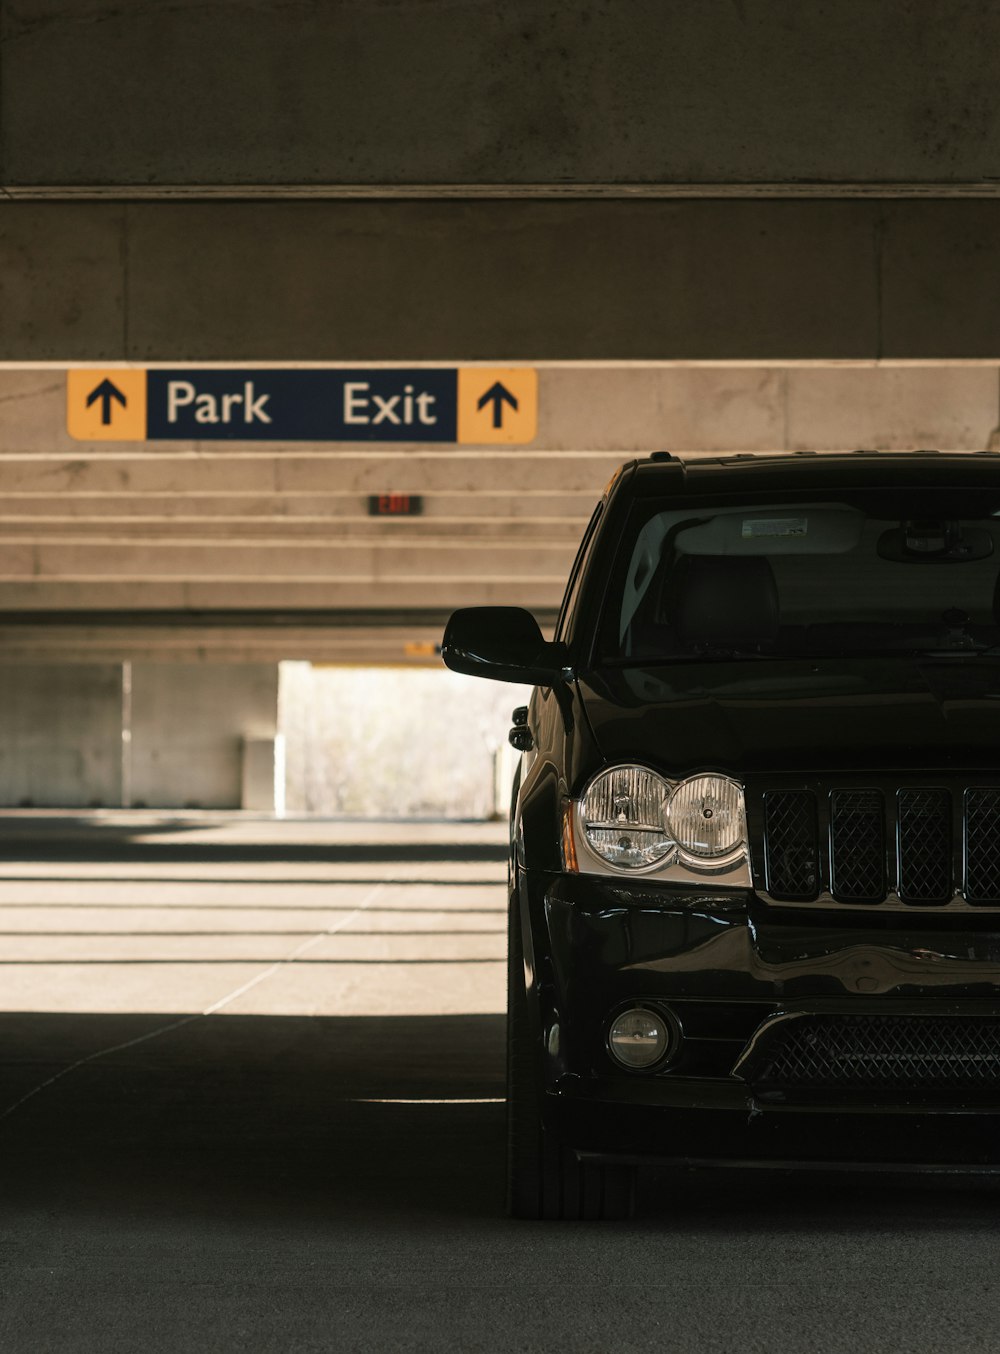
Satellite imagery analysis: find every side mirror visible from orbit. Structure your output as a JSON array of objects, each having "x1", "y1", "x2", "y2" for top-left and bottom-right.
[{"x1": 441, "y1": 607, "x2": 572, "y2": 686}]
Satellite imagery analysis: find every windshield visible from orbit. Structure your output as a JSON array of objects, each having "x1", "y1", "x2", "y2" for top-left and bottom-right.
[{"x1": 601, "y1": 492, "x2": 1000, "y2": 664}]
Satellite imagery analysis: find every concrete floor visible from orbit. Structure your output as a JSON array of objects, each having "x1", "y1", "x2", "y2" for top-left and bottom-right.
[{"x1": 1, "y1": 816, "x2": 999, "y2": 1353}]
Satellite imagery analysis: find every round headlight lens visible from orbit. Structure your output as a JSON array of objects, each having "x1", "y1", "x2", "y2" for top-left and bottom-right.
[
  {"x1": 666, "y1": 774, "x2": 746, "y2": 860},
  {"x1": 582, "y1": 765, "x2": 673, "y2": 870},
  {"x1": 608, "y1": 1007, "x2": 671, "y2": 1070}
]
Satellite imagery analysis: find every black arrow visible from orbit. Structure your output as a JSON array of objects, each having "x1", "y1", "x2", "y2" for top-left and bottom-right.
[
  {"x1": 86, "y1": 378, "x2": 127, "y2": 426},
  {"x1": 477, "y1": 381, "x2": 518, "y2": 430}
]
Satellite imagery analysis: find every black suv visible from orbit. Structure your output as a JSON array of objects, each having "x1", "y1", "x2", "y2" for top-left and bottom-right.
[{"x1": 443, "y1": 451, "x2": 1000, "y2": 1219}]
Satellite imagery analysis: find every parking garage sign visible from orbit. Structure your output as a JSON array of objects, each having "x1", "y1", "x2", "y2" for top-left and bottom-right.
[{"x1": 67, "y1": 368, "x2": 538, "y2": 444}]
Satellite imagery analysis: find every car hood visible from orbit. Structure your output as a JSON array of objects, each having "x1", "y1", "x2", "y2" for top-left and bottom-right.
[{"x1": 578, "y1": 657, "x2": 1000, "y2": 776}]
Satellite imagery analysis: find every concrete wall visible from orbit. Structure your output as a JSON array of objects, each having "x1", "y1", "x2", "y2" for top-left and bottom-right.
[
  {"x1": 0, "y1": 659, "x2": 508, "y2": 815},
  {"x1": 280, "y1": 664, "x2": 528, "y2": 818},
  {"x1": 0, "y1": 664, "x2": 122, "y2": 806},
  {"x1": 0, "y1": 663, "x2": 279, "y2": 808},
  {"x1": 129, "y1": 664, "x2": 279, "y2": 809},
  {"x1": 1, "y1": 1, "x2": 998, "y2": 188}
]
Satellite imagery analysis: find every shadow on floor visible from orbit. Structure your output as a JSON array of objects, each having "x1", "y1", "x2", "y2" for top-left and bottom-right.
[
  {"x1": 0, "y1": 813, "x2": 509, "y2": 866},
  {"x1": 0, "y1": 1011, "x2": 508, "y2": 1226},
  {"x1": 2, "y1": 1009, "x2": 998, "y2": 1236}
]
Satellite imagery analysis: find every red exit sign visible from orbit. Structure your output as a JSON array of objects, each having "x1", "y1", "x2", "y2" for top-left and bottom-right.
[{"x1": 368, "y1": 493, "x2": 423, "y2": 517}]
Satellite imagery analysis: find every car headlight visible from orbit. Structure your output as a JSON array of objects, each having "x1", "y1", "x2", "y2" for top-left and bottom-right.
[
  {"x1": 576, "y1": 766, "x2": 747, "y2": 874},
  {"x1": 666, "y1": 774, "x2": 746, "y2": 866},
  {"x1": 581, "y1": 765, "x2": 674, "y2": 870}
]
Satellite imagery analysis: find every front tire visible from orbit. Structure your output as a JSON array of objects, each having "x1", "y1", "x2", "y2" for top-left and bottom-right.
[{"x1": 505, "y1": 873, "x2": 635, "y2": 1221}]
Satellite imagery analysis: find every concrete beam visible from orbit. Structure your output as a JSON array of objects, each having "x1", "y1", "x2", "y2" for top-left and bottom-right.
[
  {"x1": 0, "y1": 538, "x2": 578, "y2": 578},
  {"x1": 0, "y1": 580, "x2": 564, "y2": 611},
  {"x1": 4, "y1": 366, "x2": 1000, "y2": 455},
  {"x1": 0, "y1": 624, "x2": 453, "y2": 665},
  {"x1": 0, "y1": 495, "x2": 598, "y2": 520},
  {"x1": 0, "y1": 451, "x2": 623, "y2": 496},
  {"x1": 0, "y1": 517, "x2": 587, "y2": 541},
  {"x1": 4, "y1": 201, "x2": 1000, "y2": 362}
]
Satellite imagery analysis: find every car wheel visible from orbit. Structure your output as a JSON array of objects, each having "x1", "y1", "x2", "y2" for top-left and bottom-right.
[{"x1": 505, "y1": 876, "x2": 635, "y2": 1221}]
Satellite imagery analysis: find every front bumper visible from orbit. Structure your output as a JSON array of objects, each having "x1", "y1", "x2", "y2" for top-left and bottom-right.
[{"x1": 526, "y1": 870, "x2": 1000, "y2": 1162}]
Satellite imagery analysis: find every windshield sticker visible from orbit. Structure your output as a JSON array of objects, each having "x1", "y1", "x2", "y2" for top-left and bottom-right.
[{"x1": 741, "y1": 517, "x2": 808, "y2": 539}]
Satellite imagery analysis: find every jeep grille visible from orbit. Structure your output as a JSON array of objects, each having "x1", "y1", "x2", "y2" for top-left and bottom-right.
[{"x1": 760, "y1": 784, "x2": 1000, "y2": 909}]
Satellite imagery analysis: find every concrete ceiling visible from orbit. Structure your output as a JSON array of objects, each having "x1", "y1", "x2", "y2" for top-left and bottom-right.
[{"x1": 2, "y1": 1, "x2": 999, "y2": 661}]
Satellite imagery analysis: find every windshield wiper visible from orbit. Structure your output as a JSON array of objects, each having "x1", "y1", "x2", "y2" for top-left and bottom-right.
[
  {"x1": 604, "y1": 647, "x2": 1000, "y2": 666},
  {"x1": 602, "y1": 650, "x2": 775, "y2": 666},
  {"x1": 916, "y1": 646, "x2": 1000, "y2": 659}
]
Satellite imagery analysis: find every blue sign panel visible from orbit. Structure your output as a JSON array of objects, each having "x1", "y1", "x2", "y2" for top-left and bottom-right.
[{"x1": 146, "y1": 369, "x2": 458, "y2": 441}]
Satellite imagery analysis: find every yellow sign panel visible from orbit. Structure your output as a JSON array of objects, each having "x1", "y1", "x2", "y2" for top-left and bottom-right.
[
  {"x1": 67, "y1": 369, "x2": 146, "y2": 441},
  {"x1": 457, "y1": 368, "x2": 537, "y2": 445}
]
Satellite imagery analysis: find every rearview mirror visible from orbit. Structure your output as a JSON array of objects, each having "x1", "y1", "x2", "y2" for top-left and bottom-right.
[
  {"x1": 441, "y1": 607, "x2": 572, "y2": 685},
  {"x1": 877, "y1": 520, "x2": 994, "y2": 563}
]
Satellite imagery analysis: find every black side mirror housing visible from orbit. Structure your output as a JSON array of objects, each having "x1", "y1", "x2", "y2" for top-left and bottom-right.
[{"x1": 441, "y1": 607, "x2": 572, "y2": 686}]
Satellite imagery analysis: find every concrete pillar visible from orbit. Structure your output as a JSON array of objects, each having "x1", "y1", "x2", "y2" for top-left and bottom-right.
[{"x1": 242, "y1": 735, "x2": 286, "y2": 815}]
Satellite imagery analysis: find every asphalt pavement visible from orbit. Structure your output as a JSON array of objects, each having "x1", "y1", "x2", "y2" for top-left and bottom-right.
[{"x1": 0, "y1": 814, "x2": 999, "y2": 1353}]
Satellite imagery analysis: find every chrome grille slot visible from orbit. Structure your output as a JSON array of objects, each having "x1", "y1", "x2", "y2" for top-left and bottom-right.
[
  {"x1": 966, "y1": 789, "x2": 1000, "y2": 905},
  {"x1": 897, "y1": 789, "x2": 951, "y2": 904},
  {"x1": 830, "y1": 790, "x2": 884, "y2": 903},
  {"x1": 763, "y1": 790, "x2": 818, "y2": 900}
]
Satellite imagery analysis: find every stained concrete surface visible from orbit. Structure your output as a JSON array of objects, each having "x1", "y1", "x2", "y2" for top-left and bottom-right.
[
  {"x1": 0, "y1": 817, "x2": 999, "y2": 1352},
  {"x1": 4, "y1": 1, "x2": 1000, "y2": 187}
]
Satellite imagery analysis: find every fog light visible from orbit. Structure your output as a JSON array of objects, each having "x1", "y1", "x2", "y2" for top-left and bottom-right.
[{"x1": 608, "y1": 1007, "x2": 670, "y2": 1070}]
